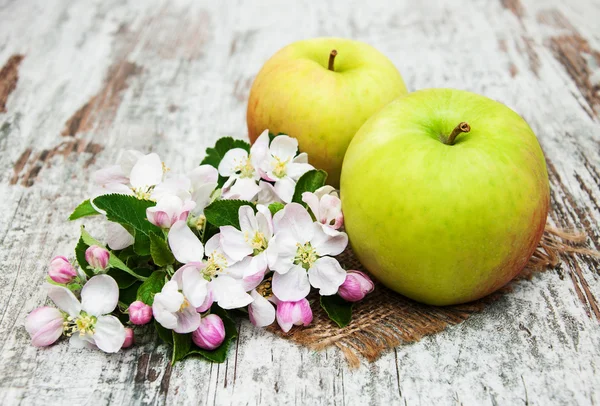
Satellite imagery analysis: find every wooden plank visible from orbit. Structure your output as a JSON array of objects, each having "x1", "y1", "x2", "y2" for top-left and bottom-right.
[{"x1": 0, "y1": 0, "x2": 599, "y2": 405}]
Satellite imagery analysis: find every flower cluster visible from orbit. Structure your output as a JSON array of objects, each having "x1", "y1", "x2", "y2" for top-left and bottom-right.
[{"x1": 26, "y1": 132, "x2": 373, "y2": 362}]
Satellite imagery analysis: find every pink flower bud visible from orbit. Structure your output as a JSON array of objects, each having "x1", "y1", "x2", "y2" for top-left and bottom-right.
[
  {"x1": 25, "y1": 306, "x2": 64, "y2": 347},
  {"x1": 48, "y1": 256, "x2": 77, "y2": 284},
  {"x1": 192, "y1": 314, "x2": 225, "y2": 350},
  {"x1": 129, "y1": 301, "x2": 153, "y2": 325},
  {"x1": 276, "y1": 298, "x2": 313, "y2": 333},
  {"x1": 122, "y1": 328, "x2": 134, "y2": 348},
  {"x1": 85, "y1": 245, "x2": 110, "y2": 270},
  {"x1": 337, "y1": 270, "x2": 374, "y2": 302}
]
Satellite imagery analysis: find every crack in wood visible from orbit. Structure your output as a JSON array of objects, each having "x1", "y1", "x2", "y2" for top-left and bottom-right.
[
  {"x1": 0, "y1": 54, "x2": 24, "y2": 113},
  {"x1": 10, "y1": 139, "x2": 104, "y2": 187}
]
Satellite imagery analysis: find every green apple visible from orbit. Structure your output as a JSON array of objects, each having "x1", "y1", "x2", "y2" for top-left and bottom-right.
[
  {"x1": 247, "y1": 37, "x2": 407, "y2": 187},
  {"x1": 340, "y1": 89, "x2": 550, "y2": 306}
]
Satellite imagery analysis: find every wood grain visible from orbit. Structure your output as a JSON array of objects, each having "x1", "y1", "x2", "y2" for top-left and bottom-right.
[{"x1": 0, "y1": 0, "x2": 599, "y2": 405}]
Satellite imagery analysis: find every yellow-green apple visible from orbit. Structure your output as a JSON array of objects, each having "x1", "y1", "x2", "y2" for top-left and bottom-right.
[
  {"x1": 247, "y1": 37, "x2": 407, "y2": 187},
  {"x1": 340, "y1": 89, "x2": 550, "y2": 305}
]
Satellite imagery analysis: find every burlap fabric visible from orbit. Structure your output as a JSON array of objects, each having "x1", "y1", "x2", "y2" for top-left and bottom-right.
[{"x1": 269, "y1": 226, "x2": 597, "y2": 367}]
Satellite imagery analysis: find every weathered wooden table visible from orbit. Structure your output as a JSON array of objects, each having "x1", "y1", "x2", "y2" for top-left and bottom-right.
[{"x1": 1, "y1": 0, "x2": 599, "y2": 404}]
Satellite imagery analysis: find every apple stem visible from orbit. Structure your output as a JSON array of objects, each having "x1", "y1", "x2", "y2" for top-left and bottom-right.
[
  {"x1": 445, "y1": 122, "x2": 471, "y2": 145},
  {"x1": 328, "y1": 50, "x2": 338, "y2": 71}
]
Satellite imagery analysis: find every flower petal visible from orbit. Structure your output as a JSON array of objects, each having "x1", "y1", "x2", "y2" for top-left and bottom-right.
[
  {"x1": 189, "y1": 165, "x2": 219, "y2": 186},
  {"x1": 301, "y1": 192, "x2": 321, "y2": 221},
  {"x1": 46, "y1": 285, "x2": 81, "y2": 317},
  {"x1": 173, "y1": 305, "x2": 202, "y2": 334},
  {"x1": 310, "y1": 223, "x2": 348, "y2": 256},
  {"x1": 238, "y1": 205, "x2": 258, "y2": 233},
  {"x1": 93, "y1": 315, "x2": 126, "y2": 353},
  {"x1": 273, "y1": 202, "x2": 314, "y2": 242},
  {"x1": 168, "y1": 220, "x2": 204, "y2": 263},
  {"x1": 119, "y1": 150, "x2": 144, "y2": 174},
  {"x1": 270, "y1": 135, "x2": 298, "y2": 161},
  {"x1": 106, "y1": 222, "x2": 134, "y2": 250},
  {"x1": 307, "y1": 257, "x2": 346, "y2": 296},
  {"x1": 219, "y1": 226, "x2": 252, "y2": 261},
  {"x1": 272, "y1": 265, "x2": 310, "y2": 302},
  {"x1": 273, "y1": 176, "x2": 296, "y2": 203},
  {"x1": 276, "y1": 298, "x2": 312, "y2": 333},
  {"x1": 69, "y1": 334, "x2": 96, "y2": 350},
  {"x1": 249, "y1": 290, "x2": 275, "y2": 327},
  {"x1": 26, "y1": 306, "x2": 63, "y2": 336},
  {"x1": 256, "y1": 180, "x2": 282, "y2": 205},
  {"x1": 151, "y1": 174, "x2": 192, "y2": 202},
  {"x1": 129, "y1": 153, "x2": 163, "y2": 188},
  {"x1": 250, "y1": 130, "x2": 270, "y2": 169},
  {"x1": 293, "y1": 152, "x2": 309, "y2": 164},
  {"x1": 224, "y1": 178, "x2": 261, "y2": 201},
  {"x1": 81, "y1": 275, "x2": 119, "y2": 316},
  {"x1": 314, "y1": 185, "x2": 337, "y2": 199},
  {"x1": 218, "y1": 148, "x2": 248, "y2": 177},
  {"x1": 182, "y1": 266, "x2": 209, "y2": 308},
  {"x1": 227, "y1": 256, "x2": 253, "y2": 280},
  {"x1": 266, "y1": 232, "x2": 297, "y2": 274},
  {"x1": 256, "y1": 205, "x2": 273, "y2": 239},
  {"x1": 92, "y1": 165, "x2": 128, "y2": 186},
  {"x1": 210, "y1": 276, "x2": 253, "y2": 309},
  {"x1": 191, "y1": 183, "x2": 218, "y2": 216},
  {"x1": 286, "y1": 162, "x2": 314, "y2": 180},
  {"x1": 31, "y1": 318, "x2": 64, "y2": 347}
]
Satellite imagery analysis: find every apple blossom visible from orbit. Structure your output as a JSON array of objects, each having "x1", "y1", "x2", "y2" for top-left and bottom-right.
[
  {"x1": 167, "y1": 220, "x2": 204, "y2": 264},
  {"x1": 25, "y1": 306, "x2": 65, "y2": 347},
  {"x1": 256, "y1": 180, "x2": 283, "y2": 205},
  {"x1": 192, "y1": 314, "x2": 226, "y2": 350},
  {"x1": 129, "y1": 301, "x2": 153, "y2": 325},
  {"x1": 85, "y1": 245, "x2": 110, "y2": 271},
  {"x1": 302, "y1": 191, "x2": 343, "y2": 230},
  {"x1": 152, "y1": 280, "x2": 201, "y2": 334},
  {"x1": 122, "y1": 328, "x2": 134, "y2": 348},
  {"x1": 46, "y1": 275, "x2": 126, "y2": 352},
  {"x1": 269, "y1": 203, "x2": 348, "y2": 301},
  {"x1": 218, "y1": 131, "x2": 269, "y2": 201},
  {"x1": 259, "y1": 135, "x2": 314, "y2": 203},
  {"x1": 92, "y1": 151, "x2": 164, "y2": 200},
  {"x1": 188, "y1": 165, "x2": 219, "y2": 216},
  {"x1": 48, "y1": 256, "x2": 78, "y2": 284},
  {"x1": 219, "y1": 205, "x2": 273, "y2": 265},
  {"x1": 275, "y1": 298, "x2": 313, "y2": 333},
  {"x1": 337, "y1": 270, "x2": 374, "y2": 302},
  {"x1": 146, "y1": 195, "x2": 196, "y2": 229}
]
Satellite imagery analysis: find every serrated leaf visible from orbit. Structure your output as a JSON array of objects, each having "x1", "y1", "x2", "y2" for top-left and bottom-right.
[
  {"x1": 204, "y1": 199, "x2": 255, "y2": 228},
  {"x1": 292, "y1": 170, "x2": 328, "y2": 204},
  {"x1": 149, "y1": 233, "x2": 175, "y2": 267},
  {"x1": 268, "y1": 202, "x2": 285, "y2": 216},
  {"x1": 79, "y1": 226, "x2": 147, "y2": 281},
  {"x1": 186, "y1": 306, "x2": 238, "y2": 363},
  {"x1": 171, "y1": 332, "x2": 192, "y2": 364},
  {"x1": 320, "y1": 295, "x2": 353, "y2": 328},
  {"x1": 200, "y1": 137, "x2": 251, "y2": 169},
  {"x1": 136, "y1": 270, "x2": 167, "y2": 305},
  {"x1": 68, "y1": 199, "x2": 100, "y2": 221},
  {"x1": 92, "y1": 194, "x2": 161, "y2": 256}
]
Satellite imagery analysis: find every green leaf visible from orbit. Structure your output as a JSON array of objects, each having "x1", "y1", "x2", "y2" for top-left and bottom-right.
[
  {"x1": 268, "y1": 202, "x2": 285, "y2": 216},
  {"x1": 79, "y1": 226, "x2": 147, "y2": 280},
  {"x1": 291, "y1": 170, "x2": 328, "y2": 204},
  {"x1": 68, "y1": 199, "x2": 100, "y2": 220},
  {"x1": 187, "y1": 306, "x2": 238, "y2": 363},
  {"x1": 92, "y1": 194, "x2": 161, "y2": 256},
  {"x1": 201, "y1": 222, "x2": 219, "y2": 244},
  {"x1": 320, "y1": 295, "x2": 353, "y2": 328},
  {"x1": 171, "y1": 332, "x2": 193, "y2": 364},
  {"x1": 136, "y1": 270, "x2": 167, "y2": 305},
  {"x1": 107, "y1": 269, "x2": 137, "y2": 289},
  {"x1": 149, "y1": 233, "x2": 175, "y2": 267},
  {"x1": 200, "y1": 137, "x2": 251, "y2": 169},
  {"x1": 75, "y1": 235, "x2": 93, "y2": 277},
  {"x1": 155, "y1": 320, "x2": 173, "y2": 345},
  {"x1": 204, "y1": 199, "x2": 255, "y2": 228},
  {"x1": 119, "y1": 281, "x2": 142, "y2": 306}
]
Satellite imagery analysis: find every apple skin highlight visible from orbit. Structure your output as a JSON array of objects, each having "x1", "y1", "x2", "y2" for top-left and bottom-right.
[
  {"x1": 247, "y1": 37, "x2": 407, "y2": 187},
  {"x1": 340, "y1": 88, "x2": 550, "y2": 306}
]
